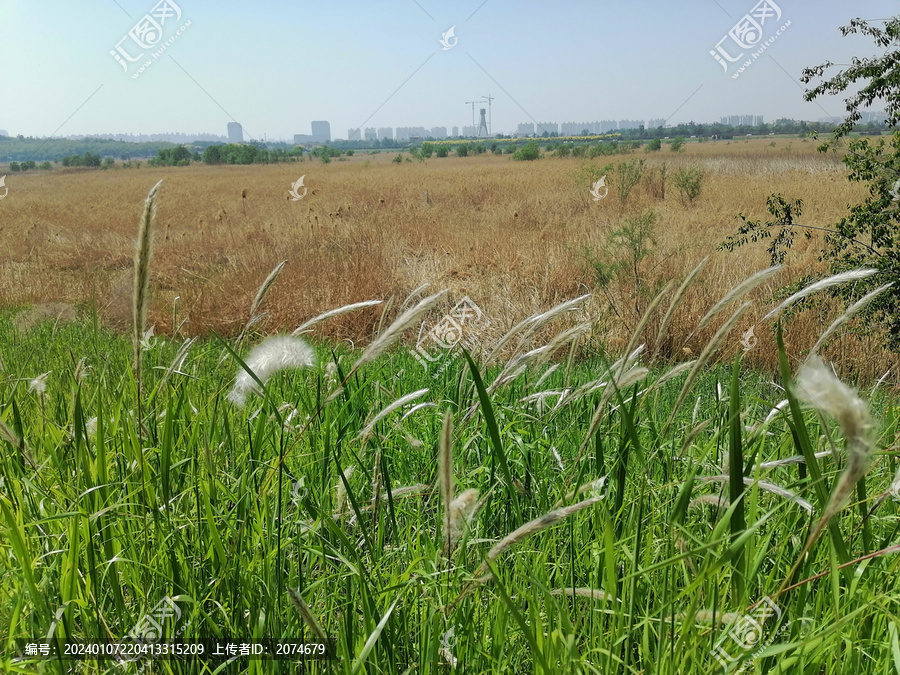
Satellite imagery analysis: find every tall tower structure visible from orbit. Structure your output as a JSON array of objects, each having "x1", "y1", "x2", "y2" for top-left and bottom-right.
[{"x1": 477, "y1": 108, "x2": 488, "y2": 137}]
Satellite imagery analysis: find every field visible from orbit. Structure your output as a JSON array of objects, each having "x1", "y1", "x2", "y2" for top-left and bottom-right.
[
  {"x1": 0, "y1": 138, "x2": 892, "y2": 377},
  {"x1": 3, "y1": 139, "x2": 900, "y2": 674}
]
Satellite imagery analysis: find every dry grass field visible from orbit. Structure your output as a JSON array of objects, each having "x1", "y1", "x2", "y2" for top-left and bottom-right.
[{"x1": 1, "y1": 137, "x2": 891, "y2": 379}]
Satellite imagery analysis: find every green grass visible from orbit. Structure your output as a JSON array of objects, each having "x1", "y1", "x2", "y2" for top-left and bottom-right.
[{"x1": 2, "y1": 309, "x2": 900, "y2": 674}]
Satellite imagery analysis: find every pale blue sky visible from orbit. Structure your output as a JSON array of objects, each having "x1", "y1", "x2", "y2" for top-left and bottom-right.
[{"x1": 0, "y1": 1, "x2": 896, "y2": 141}]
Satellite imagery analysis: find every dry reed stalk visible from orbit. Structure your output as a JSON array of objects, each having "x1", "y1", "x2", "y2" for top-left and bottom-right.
[
  {"x1": 333, "y1": 465, "x2": 356, "y2": 518},
  {"x1": 438, "y1": 412, "x2": 454, "y2": 554},
  {"x1": 654, "y1": 257, "x2": 709, "y2": 356},
  {"x1": 618, "y1": 282, "x2": 672, "y2": 377},
  {"x1": 292, "y1": 299, "x2": 383, "y2": 336},
  {"x1": 226, "y1": 336, "x2": 315, "y2": 408},
  {"x1": 349, "y1": 290, "x2": 447, "y2": 376},
  {"x1": 472, "y1": 494, "x2": 603, "y2": 580},
  {"x1": 794, "y1": 356, "x2": 874, "y2": 548},
  {"x1": 132, "y1": 180, "x2": 163, "y2": 396},
  {"x1": 551, "y1": 588, "x2": 614, "y2": 602},
  {"x1": 286, "y1": 587, "x2": 329, "y2": 643},
  {"x1": 698, "y1": 476, "x2": 813, "y2": 513},
  {"x1": 809, "y1": 282, "x2": 894, "y2": 355},
  {"x1": 762, "y1": 269, "x2": 878, "y2": 321},
  {"x1": 663, "y1": 302, "x2": 750, "y2": 435},
  {"x1": 693, "y1": 265, "x2": 781, "y2": 335},
  {"x1": 359, "y1": 388, "x2": 429, "y2": 440}
]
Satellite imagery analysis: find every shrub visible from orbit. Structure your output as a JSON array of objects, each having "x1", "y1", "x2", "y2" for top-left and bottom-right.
[
  {"x1": 456, "y1": 145, "x2": 469, "y2": 157},
  {"x1": 646, "y1": 138, "x2": 662, "y2": 151},
  {"x1": 9, "y1": 161, "x2": 20, "y2": 172},
  {"x1": 673, "y1": 166, "x2": 704, "y2": 205},
  {"x1": 512, "y1": 141, "x2": 540, "y2": 161},
  {"x1": 436, "y1": 145, "x2": 449, "y2": 158},
  {"x1": 669, "y1": 137, "x2": 686, "y2": 152}
]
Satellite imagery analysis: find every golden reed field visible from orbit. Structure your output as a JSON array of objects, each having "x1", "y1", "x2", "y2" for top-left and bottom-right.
[{"x1": 1, "y1": 138, "x2": 891, "y2": 379}]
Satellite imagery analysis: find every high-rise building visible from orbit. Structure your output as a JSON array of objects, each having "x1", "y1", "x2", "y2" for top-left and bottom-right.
[
  {"x1": 395, "y1": 127, "x2": 410, "y2": 141},
  {"x1": 754, "y1": 115, "x2": 764, "y2": 126},
  {"x1": 600, "y1": 120, "x2": 617, "y2": 133},
  {"x1": 311, "y1": 121, "x2": 331, "y2": 142},
  {"x1": 227, "y1": 122, "x2": 243, "y2": 143},
  {"x1": 536, "y1": 122, "x2": 558, "y2": 135},
  {"x1": 364, "y1": 127, "x2": 377, "y2": 141},
  {"x1": 647, "y1": 118, "x2": 666, "y2": 129},
  {"x1": 451, "y1": 126, "x2": 459, "y2": 137},
  {"x1": 377, "y1": 127, "x2": 393, "y2": 140},
  {"x1": 618, "y1": 120, "x2": 644, "y2": 131},
  {"x1": 517, "y1": 122, "x2": 535, "y2": 136},
  {"x1": 461, "y1": 126, "x2": 477, "y2": 137},
  {"x1": 430, "y1": 126, "x2": 447, "y2": 139},
  {"x1": 347, "y1": 128, "x2": 361, "y2": 141}
]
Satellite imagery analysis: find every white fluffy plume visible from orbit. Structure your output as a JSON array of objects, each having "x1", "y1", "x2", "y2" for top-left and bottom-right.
[{"x1": 227, "y1": 336, "x2": 316, "y2": 407}]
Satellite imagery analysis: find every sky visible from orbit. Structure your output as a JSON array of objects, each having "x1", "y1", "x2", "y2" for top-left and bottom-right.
[{"x1": 0, "y1": 0, "x2": 897, "y2": 141}]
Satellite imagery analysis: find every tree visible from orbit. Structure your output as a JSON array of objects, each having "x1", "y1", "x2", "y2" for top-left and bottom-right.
[
  {"x1": 646, "y1": 138, "x2": 662, "y2": 152},
  {"x1": 9, "y1": 161, "x2": 20, "y2": 172},
  {"x1": 456, "y1": 145, "x2": 468, "y2": 157},
  {"x1": 722, "y1": 15, "x2": 900, "y2": 350},
  {"x1": 202, "y1": 145, "x2": 222, "y2": 164},
  {"x1": 436, "y1": 145, "x2": 449, "y2": 158},
  {"x1": 669, "y1": 137, "x2": 685, "y2": 152}
]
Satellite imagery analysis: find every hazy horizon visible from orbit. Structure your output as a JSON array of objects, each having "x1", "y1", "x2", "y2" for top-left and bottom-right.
[{"x1": 2, "y1": 0, "x2": 897, "y2": 142}]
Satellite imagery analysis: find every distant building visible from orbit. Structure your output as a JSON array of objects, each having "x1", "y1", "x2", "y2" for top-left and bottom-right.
[
  {"x1": 617, "y1": 119, "x2": 644, "y2": 131},
  {"x1": 364, "y1": 127, "x2": 377, "y2": 141},
  {"x1": 647, "y1": 118, "x2": 666, "y2": 129},
  {"x1": 377, "y1": 127, "x2": 393, "y2": 140},
  {"x1": 0, "y1": 129, "x2": 8, "y2": 138},
  {"x1": 537, "y1": 122, "x2": 558, "y2": 135},
  {"x1": 451, "y1": 126, "x2": 459, "y2": 137},
  {"x1": 600, "y1": 120, "x2": 617, "y2": 133},
  {"x1": 754, "y1": 115, "x2": 764, "y2": 126},
  {"x1": 560, "y1": 122, "x2": 583, "y2": 135},
  {"x1": 227, "y1": 122, "x2": 243, "y2": 143},
  {"x1": 293, "y1": 134, "x2": 314, "y2": 145},
  {"x1": 395, "y1": 127, "x2": 410, "y2": 141},
  {"x1": 430, "y1": 126, "x2": 447, "y2": 139},
  {"x1": 347, "y1": 128, "x2": 361, "y2": 141},
  {"x1": 818, "y1": 116, "x2": 843, "y2": 124},
  {"x1": 516, "y1": 122, "x2": 535, "y2": 136},
  {"x1": 860, "y1": 110, "x2": 887, "y2": 124},
  {"x1": 311, "y1": 121, "x2": 331, "y2": 142},
  {"x1": 462, "y1": 126, "x2": 477, "y2": 137}
]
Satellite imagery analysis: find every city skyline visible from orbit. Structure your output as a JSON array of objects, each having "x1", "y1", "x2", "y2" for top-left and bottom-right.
[{"x1": 2, "y1": 1, "x2": 897, "y2": 143}]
